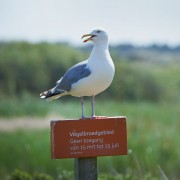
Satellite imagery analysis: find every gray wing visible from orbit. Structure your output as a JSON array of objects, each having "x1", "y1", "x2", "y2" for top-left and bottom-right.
[{"x1": 55, "y1": 61, "x2": 91, "y2": 92}]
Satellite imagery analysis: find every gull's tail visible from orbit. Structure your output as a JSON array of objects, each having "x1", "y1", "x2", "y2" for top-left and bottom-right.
[{"x1": 40, "y1": 88, "x2": 68, "y2": 101}]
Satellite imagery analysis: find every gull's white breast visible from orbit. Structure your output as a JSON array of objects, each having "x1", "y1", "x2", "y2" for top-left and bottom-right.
[{"x1": 70, "y1": 50, "x2": 115, "y2": 97}]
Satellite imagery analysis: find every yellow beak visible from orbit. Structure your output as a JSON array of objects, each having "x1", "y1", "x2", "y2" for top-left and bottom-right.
[{"x1": 81, "y1": 34, "x2": 96, "y2": 43}]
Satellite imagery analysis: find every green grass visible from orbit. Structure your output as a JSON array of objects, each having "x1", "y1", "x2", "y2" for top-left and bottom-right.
[
  {"x1": 0, "y1": 95, "x2": 49, "y2": 117},
  {"x1": 0, "y1": 129, "x2": 74, "y2": 179},
  {"x1": 0, "y1": 100, "x2": 180, "y2": 179},
  {"x1": 1, "y1": 94, "x2": 179, "y2": 120}
]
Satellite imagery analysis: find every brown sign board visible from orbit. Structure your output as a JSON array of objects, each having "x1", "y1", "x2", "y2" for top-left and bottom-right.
[{"x1": 51, "y1": 116, "x2": 127, "y2": 159}]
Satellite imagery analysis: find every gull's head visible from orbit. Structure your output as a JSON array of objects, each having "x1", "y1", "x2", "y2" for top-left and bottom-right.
[{"x1": 81, "y1": 28, "x2": 108, "y2": 45}]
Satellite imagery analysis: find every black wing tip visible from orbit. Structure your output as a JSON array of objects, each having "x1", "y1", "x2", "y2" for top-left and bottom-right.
[
  {"x1": 40, "y1": 89, "x2": 66, "y2": 100},
  {"x1": 40, "y1": 91, "x2": 50, "y2": 99}
]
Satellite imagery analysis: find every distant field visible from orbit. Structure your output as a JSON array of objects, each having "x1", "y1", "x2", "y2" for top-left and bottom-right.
[{"x1": 0, "y1": 100, "x2": 179, "y2": 179}]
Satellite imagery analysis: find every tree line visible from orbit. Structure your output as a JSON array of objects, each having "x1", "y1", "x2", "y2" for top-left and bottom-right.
[{"x1": 0, "y1": 41, "x2": 179, "y2": 102}]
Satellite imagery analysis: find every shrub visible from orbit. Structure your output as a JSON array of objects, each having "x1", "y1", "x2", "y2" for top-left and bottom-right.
[
  {"x1": 9, "y1": 169, "x2": 32, "y2": 180},
  {"x1": 107, "y1": 61, "x2": 162, "y2": 102},
  {"x1": 9, "y1": 169, "x2": 53, "y2": 180}
]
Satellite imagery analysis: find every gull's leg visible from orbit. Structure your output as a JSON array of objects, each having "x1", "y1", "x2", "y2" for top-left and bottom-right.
[
  {"x1": 91, "y1": 95, "x2": 95, "y2": 117},
  {"x1": 80, "y1": 96, "x2": 85, "y2": 118}
]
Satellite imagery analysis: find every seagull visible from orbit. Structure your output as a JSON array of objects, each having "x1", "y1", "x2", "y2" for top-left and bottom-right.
[{"x1": 40, "y1": 28, "x2": 115, "y2": 118}]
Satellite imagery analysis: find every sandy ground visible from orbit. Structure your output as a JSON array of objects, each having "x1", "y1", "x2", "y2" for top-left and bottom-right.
[{"x1": 0, "y1": 115, "x2": 63, "y2": 132}]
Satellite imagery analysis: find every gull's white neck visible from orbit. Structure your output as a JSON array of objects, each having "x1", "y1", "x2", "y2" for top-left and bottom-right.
[{"x1": 89, "y1": 41, "x2": 109, "y2": 60}]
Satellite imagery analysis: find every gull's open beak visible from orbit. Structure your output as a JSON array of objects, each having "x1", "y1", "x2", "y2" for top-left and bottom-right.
[{"x1": 81, "y1": 34, "x2": 96, "y2": 43}]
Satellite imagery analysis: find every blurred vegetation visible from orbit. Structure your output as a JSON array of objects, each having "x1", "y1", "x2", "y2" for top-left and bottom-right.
[
  {"x1": 9, "y1": 169, "x2": 53, "y2": 180},
  {"x1": 0, "y1": 101, "x2": 179, "y2": 179},
  {"x1": 0, "y1": 41, "x2": 180, "y2": 104},
  {"x1": 8, "y1": 169, "x2": 159, "y2": 180},
  {"x1": 0, "y1": 42, "x2": 83, "y2": 98},
  {"x1": 0, "y1": 41, "x2": 180, "y2": 179}
]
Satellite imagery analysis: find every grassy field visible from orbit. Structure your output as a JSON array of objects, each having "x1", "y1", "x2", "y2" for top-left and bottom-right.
[{"x1": 0, "y1": 99, "x2": 180, "y2": 179}]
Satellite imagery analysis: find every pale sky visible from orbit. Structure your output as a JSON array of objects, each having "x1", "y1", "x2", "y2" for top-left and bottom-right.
[{"x1": 0, "y1": 0, "x2": 180, "y2": 45}]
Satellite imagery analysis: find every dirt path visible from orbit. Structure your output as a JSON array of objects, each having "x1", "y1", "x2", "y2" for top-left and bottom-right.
[{"x1": 0, "y1": 115, "x2": 63, "y2": 132}]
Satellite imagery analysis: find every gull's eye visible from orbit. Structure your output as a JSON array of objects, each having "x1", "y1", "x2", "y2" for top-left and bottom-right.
[{"x1": 96, "y1": 30, "x2": 101, "y2": 33}]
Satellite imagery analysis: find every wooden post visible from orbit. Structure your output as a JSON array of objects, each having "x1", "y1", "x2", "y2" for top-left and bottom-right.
[{"x1": 74, "y1": 157, "x2": 97, "y2": 180}]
